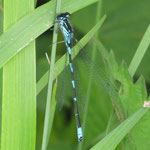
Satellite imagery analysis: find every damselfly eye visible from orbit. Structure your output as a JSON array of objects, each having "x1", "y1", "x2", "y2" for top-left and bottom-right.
[
  {"x1": 56, "y1": 13, "x2": 64, "y2": 20},
  {"x1": 56, "y1": 12, "x2": 71, "y2": 21},
  {"x1": 56, "y1": 16, "x2": 62, "y2": 20},
  {"x1": 65, "y1": 12, "x2": 71, "y2": 18}
]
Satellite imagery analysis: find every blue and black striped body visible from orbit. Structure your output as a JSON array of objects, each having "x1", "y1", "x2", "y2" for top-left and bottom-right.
[{"x1": 56, "y1": 12, "x2": 83, "y2": 142}]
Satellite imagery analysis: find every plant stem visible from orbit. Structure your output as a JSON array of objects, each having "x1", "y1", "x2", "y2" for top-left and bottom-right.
[{"x1": 41, "y1": 0, "x2": 61, "y2": 150}]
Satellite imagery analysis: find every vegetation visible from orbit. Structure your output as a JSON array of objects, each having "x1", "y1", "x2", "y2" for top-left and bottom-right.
[{"x1": 0, "y1": 0, "x2": 150, "y2": 150}]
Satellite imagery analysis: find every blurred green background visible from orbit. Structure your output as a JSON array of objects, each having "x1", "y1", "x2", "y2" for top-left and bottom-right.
[{"x1": 34, "y1": 0, "x2": 150, "y2": 149}]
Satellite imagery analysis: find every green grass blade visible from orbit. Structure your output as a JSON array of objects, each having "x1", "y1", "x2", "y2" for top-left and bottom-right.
[
  {"x1": 36, "y1": 15, "x2": 106, "y2": 95},
  {"x1": 1, "y1": 0, "x2": 36, "y2": 150},
  {"x1": 128, "y1": 25, "x2": 150, "y2": 77},
  {"x1": 0, "y1": 0, "x2": 98, "y2": 69},
  {"x1": 0, "y1": 0, "x2": 2, "y2": 146},
  {"x1": 0, "y1": 0, "x2": 3, "y2": 34},
  {"x1": 90, "y1": 108, "x2": 149, "y2": 150},
  {"x1": 46, "y1": 81, "x2": 57, "y2": 148},
  {"x1": 41, "y1": 1, "x2": 61, "y2": 150},
  {"x1": 34, "y1": 0, "x2": 37, "y2": 7}
]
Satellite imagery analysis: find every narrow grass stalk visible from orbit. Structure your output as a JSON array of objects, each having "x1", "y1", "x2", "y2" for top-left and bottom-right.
[
  {"x1": 0, "y1": 0, "x2": 3, "y2": 34},
  {"x1": 0, "y1": 0, "x2": 3, "y2": 146},
  {"x1": 105, "y1": 109, "x2": 114, "y2": 136},
  {"x1": 46, "y1": 82, "x2": 57, "y2": 147},
  {"x1": 128, "y1": 25, "x2": 150, "y2": 77},
  {"x1": 41, "y1": 1, "x2": 61, "y2": 150},
  {"x1": 34, "y1": 0, "x2": 37, "y2": 7}
]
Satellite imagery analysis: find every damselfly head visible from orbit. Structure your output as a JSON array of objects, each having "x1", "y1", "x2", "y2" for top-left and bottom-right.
[{"x1": 56, "y1": 12, "x2": 71, "y2": 21}]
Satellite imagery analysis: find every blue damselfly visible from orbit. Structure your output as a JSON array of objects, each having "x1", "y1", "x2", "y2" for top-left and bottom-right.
[
  {"x1": 55, "y1": 12, "x2": 83, "y2": 142},
  {"x1": 54, "y1": 12, "x2": 119, "y2": 142}
]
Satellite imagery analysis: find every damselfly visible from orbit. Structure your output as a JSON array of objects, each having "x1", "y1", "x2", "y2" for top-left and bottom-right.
[
  {"x1": 55, "y1": 12, "x2": 83, "y2": 142},
  {"x1": 54, "y1": 12, "x2": 119, "y2": 142}
]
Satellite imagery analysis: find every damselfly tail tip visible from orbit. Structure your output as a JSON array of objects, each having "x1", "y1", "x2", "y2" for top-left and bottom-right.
[
  {"x1": 77, "y1": 127, "x2": 83, "y2": 142},
  {"x1": 78, "y1": 137, "x2": 83, "y2": 142}
]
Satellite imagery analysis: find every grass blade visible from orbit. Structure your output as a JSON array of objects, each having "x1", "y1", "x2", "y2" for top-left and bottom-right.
[
  {"x1": 0, "y1": 0, "x2": 2, "y2": 34},
  {"x1": 46, "y1": 81, "x2": 57, "y2": 148},
  {"x1": 128, "y1": 25, "x2": 150, "y2": 77},
  {"x1": 0, "y1": 0, "x2": 2, "y2": 146},
  {"x1": 41, "y1": 1, "x2": 61, "y2": 149},
  {"x1": 90, "y1": 108, "x2": 149, "y2": 150},
  {"x1": 1, "y1": 0, "x2": 36, "y2": 150}
]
